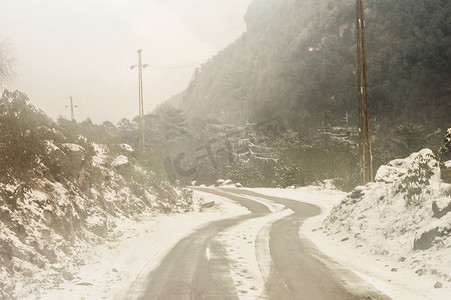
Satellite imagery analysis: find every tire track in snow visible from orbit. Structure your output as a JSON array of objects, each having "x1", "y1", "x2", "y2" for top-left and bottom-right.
[
  {"x1": 130, "y1": 188, "x2": 271, "y2": 299},
  {"x1": 226, "y1": 188, "x2": 391, "y2": 300}
]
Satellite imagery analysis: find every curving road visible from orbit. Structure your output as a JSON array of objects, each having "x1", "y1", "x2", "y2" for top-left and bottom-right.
[
  {"x1": 129, "y1": 189, "x2": 271, "y2": 299},
  {"x1": 128, "y1": 187, "x2": 390, "y2": 300},
  {"x1": 225, "y1": 188, "x2": 390, "y2": 300}
]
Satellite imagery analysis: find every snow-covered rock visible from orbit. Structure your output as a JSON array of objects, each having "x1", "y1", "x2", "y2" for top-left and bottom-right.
[
  {"x1": 111, "y1": 155, "x2": 129, "y2": 167},
  {"x1": 215, "y1": 179, "x2": 225, "y2": 186},
  {"x1": 445, "y1": 160, "x2": 451, "y2": 168},
  {"x1": 375, "y1": 149, "x2": 436, "y2": 183},
  {"x1": 224, "y1": 179, "x2": 234, "y2": 185},
  {"x1": 119, "y1": 143, "x2": 134, "y2": 153},
  {"x1": 61, "y1": 143, "x2": 86, "y2": 152},
  {"x1": 374, "y1": 164, "x2": 406, "y2": 183}
]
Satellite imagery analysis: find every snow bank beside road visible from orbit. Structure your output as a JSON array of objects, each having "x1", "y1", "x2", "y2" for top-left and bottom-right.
[
  {"x1": 319, "y1": 149, "x2": 451, "y2": 299},
  {"x1": 249, "y1": 151, "x2": 450, "y2": 299},
  {"x1": 42, "y1": 193, "x2": 249, "y2": 300}
]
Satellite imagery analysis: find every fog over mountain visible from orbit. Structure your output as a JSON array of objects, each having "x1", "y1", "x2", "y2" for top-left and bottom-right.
[{"x1": 171, "y1": 0, "x2": 451, "y2": 134}]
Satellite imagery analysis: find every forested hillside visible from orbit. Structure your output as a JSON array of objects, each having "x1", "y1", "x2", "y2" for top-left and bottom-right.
[
  {"x1": 150, "y1": 0, "x2": 450, "y2": 188},
  {"x1": 177, "y1": 0, "x2": 450, "y2": 139},
  {"x1": 52, "y1": 0, "x2": 451, "y2": 190}
]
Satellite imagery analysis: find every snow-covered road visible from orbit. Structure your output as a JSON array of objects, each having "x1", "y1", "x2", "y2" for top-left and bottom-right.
[
  {"x1": 41, "y1": 186, "x2": 449, "y2": 299},
  {"x1": 125, "y1": 189, "x2": 272, "y2": 299},
  {"x1": 214, "y1": 188, "x2": 389, "y2": 299},
  {"x1": 119, "y1": 187, "x2": 388, "y2": 299}
]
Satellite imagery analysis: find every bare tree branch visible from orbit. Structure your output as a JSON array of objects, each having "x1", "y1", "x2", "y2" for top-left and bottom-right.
[{"x1": 0, "y1": 40, "x2": 15, "y2": 86}]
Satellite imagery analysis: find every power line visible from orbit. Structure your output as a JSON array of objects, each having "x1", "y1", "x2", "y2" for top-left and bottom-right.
[
  {"x1": 148, "y1": 63, "x2": 202, "y2": 70},
  {"x1": 97, "y1": 68, "x2": 131, "y2": 102}
]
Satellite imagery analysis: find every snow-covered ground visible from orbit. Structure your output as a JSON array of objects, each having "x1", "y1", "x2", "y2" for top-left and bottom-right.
[
  {"x1": 246, "y1": 149, "x2": 451, "y2": 300},
  {"x1": 40, "y1": 194, "x2": 249, "y2": 300},
  {"x1": 0, "y1": 139, "x2": 198, "y2": 299},
  {"x1": 39, "y1": 190, "x2": 294, "y2": 300},
  {"x1": 250, "y1": 186, "x2": 450, "y2": 300},
  {"x1": 35, "y1": 149, "x2": 450, "y2": 299}
]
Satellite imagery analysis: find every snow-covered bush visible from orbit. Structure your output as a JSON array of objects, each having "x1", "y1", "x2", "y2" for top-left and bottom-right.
[
  {"x1": 439, "y1": 128, "x2": 451, "y2": 161},
  {"x1": 438, "y1": 128, "x2": 451, "y2": 183},
  {"x1": 396, "y1": 152, "x2": 438, "y2": 206},
  {"x1": 180, "y1": 188, "x2": 194, "y2": 205}
]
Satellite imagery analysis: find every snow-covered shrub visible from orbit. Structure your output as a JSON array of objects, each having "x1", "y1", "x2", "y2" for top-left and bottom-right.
[
  {"x1": 438, "y1": 128, "x2": 451, "y2": 161},
  {"x1": 180, "y1": 188, "x2": 194, "y2": 205},
  {"x1": 396, "y1": 152, "x2": 438, "y2": 206},
  {"x1": 438, "y1": 128, "x2": 451, "y2": 183}
]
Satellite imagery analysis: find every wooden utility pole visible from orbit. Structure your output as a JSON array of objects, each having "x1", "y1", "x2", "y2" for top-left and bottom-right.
[
  {"x1": 67, "y1": 96, "x2": 77, "y2": 121},
  {"x1": 131, "y1": 49, "x2": 148, "y2": 153},
  {"x1": 356, "y1": 0, "x2": 373, "y2": 184}
]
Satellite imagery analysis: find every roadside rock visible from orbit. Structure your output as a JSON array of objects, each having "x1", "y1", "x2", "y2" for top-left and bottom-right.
[
  {"x1": 414, "y1": 227, "x2": 440, "y2": 250},
  {"x1": 63, "y1": 271, "x2": 74, "y2": 281},
  {"x1": 50, "y1": 264, "x2": 65, "y2": 272},
  {"x1": 215, "y1": 179, "x2": 225, "y2": 186},
  {"x1": 200, "y1": 201, "x2": 216, "y2": 209},
  {"x1": 350, "y1": 186, "x2": 364, "y2": 199},
  {"x1": 416, "y1": 268, "x2": 427, "y2": 276},
  {"x1": 440, "y1": 164, "x2": 451, "y2": 183},
  {"x1": 432, "y1": 200, "x2": 451, "y2": 219}
]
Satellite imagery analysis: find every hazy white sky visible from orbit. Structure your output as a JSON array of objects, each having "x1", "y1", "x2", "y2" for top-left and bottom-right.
[{"x1": 0, "y1": 0, "x2": 252, "y2": 123}]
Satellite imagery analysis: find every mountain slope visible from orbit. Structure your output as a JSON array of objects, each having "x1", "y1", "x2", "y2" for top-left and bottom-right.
[
  {"x1": 176, "y1": 0, "x2": 451, "y2": 133},
  {"x1": 0, "y1": 90, "x2": 193, "y2": 298}
]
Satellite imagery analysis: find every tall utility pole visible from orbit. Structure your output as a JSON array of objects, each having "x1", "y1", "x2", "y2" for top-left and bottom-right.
[
  {"x1": 66, "y1": 96, "x2": 77, "y2": 122},
  {"x1": 356, "y1": 0, "x2": 373, "y2": 184},
  {"x1": 131, "y1": 49, "x2": 148, "y2": 153}
]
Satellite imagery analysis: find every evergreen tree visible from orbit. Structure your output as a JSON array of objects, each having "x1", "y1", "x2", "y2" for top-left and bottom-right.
[{"x1": 0, "y1": 90, "x2": 47, "y2": 183}]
